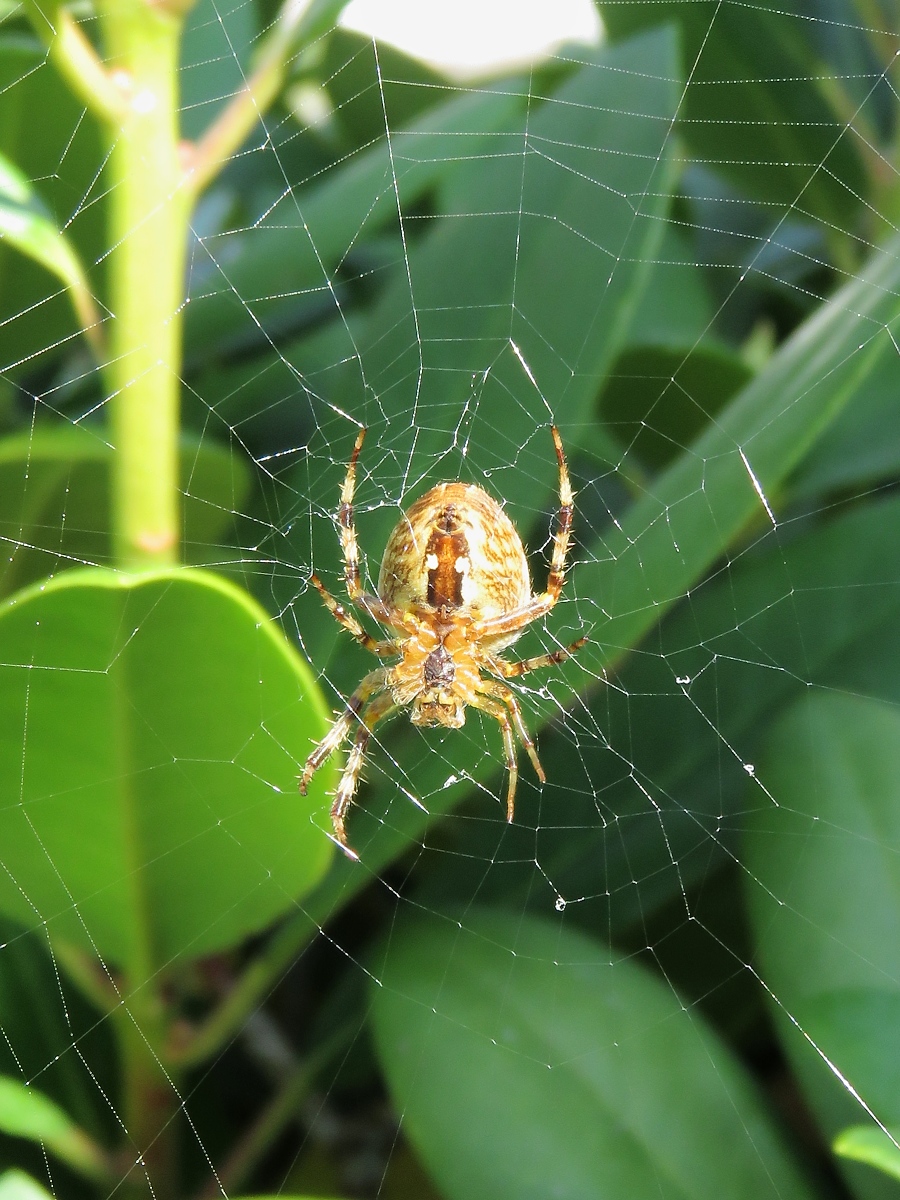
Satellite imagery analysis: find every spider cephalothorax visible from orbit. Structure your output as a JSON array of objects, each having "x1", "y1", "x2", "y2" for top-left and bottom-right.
[{"x1": 299, "y1": 426, "x2": 585, "y2": 857}]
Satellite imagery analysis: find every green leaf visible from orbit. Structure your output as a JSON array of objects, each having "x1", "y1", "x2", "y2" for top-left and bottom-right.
[
  {"x1": 0, "y1": 1076, "x2": 108, "y2": 1180},
  {"x1": 744, "y1": 693, "x2": 900, "y2": 1163},
  {"x1": 0, "y1": 425, "x2": 253, "y2": 594},
  {"x1": 185, "y1": 84, "x2": 523, "y2": 357},
  {"x1": 371, "y1": 908, "x2": 815, "y2": 1200},
  {"x1": 0, "y1": 34, "x2": 106, "y2": 375},
  {"x1": 834, "y1": 1125, "x2": 900, "y2": 1183},
  {"x1": 180, "y1": 0, "x2": 259, "y2": 141},
  {"x1": 0, "y1": 1171, "x2": 53, "y2": 1200},
  {"x1": 599, "y1": 0, "x2": 869, "y2": 227},
  {"x1": 788, "y1": 346, "x2": 900, "y2": 500},
  {"x1": 0, "y1": 568, "x2": 333, "y2": 976},
  {"x1": 599, "y1": 343, "x2": 752, "y2": 471},
  {"x1": 0, "y1": 149, "x2": 101, "y2": 354}
]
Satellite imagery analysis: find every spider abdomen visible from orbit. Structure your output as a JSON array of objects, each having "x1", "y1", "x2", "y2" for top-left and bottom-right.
[{"x1": 377, "y1": 482, "x2": 531, "y2": 627}]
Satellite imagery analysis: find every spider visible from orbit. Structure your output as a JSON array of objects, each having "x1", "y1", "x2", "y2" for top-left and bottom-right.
[{"x1": 300, "y1": 425, "x2": 585, "y2": 857}]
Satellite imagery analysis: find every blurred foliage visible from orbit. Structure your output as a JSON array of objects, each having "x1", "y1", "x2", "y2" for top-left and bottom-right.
[{"x1": 0, "y1": 0, "x2": 899, "y2": 1198}]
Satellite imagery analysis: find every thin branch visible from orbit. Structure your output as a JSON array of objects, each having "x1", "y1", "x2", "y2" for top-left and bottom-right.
[
  {"x1": 24, "y1": 1, "x2": 124, "y2": 124},
  {"x1": 169, "y1": 908, "x2": 318, "y2": 1068},
  {"x1": 196, "y1": 1021, "x2": 357, "y2": 1199},
  {"x1": 183, "y1": 0, "x2": 347, "y2": 199}
]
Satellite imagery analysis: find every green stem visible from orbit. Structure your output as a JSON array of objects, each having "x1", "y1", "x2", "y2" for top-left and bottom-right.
[
  {"x1": 184, "y1": 0, "x2": 347, "y2": 200},
  {"x1": 171, "y1": 909, "x2": 317, "y2": 1068},
  {"x1": 23, "y1": 0, "x2": 125, "y2": 123},
  {"x1": 115, "y1": 994, "x2": 180, "y2": 1199},
  {"x1": 101, "y1": 0, "x2": 189, "y2": 570},
  {"x1": 197, "y1": 1022, "x2": 355, "y2": 1198}
]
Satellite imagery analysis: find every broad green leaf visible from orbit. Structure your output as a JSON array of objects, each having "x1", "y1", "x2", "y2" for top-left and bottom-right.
[
  {"x1": 788, "y1": 345, "x2": 900, "y2": 500},
  {"x1": 834, "y1": 1125, "x2": 900, "y2": 1183},
  {"x1": 0, "y1": 1172, "x2": 53, "y2": 1200},
  {"x1": 0, "y1": 568, "x2": 333, "y2": 975},
  {"x1": 744, "y1": 692, "x2": 900, "y2": 1187},
  {"x1": 623, "y1": 226, "x2": 718, "y2": 349},
  {"x1": 180, "y1": 0, "x2": 259, "y2": 141},
  {"x1": 599, "y1": 343, "x2": 751, "y2": 471},
  {"x1": 185, "y1": 84, "x2": 522, "y2": 356},
  {"x1": 0, "y1": 150, "x2": 101, "y2": 354},
  {"x1": 0, "y1": 425, "x2": 253, "y2": 593},
  {"x1": 0, "y1": 1076, "x2": 108, "y2": 1180},
  {"x1": 0, "y1": 35, "x2": 106, "y2": 374},
  {"x1": 371, "y1": 908, "x2": 815, "y2": 1200},
  {"x1": 599, "y1": 0, "x2": 868, "y2": 227}
]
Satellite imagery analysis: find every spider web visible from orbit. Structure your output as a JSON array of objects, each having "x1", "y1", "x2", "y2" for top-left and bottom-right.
[{"x1": 0, "y1": 0, "x2": 899, "y2": 1197}]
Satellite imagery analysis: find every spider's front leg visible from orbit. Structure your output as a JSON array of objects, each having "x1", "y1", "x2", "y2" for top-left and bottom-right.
[
  {"x1": 299, "y1": 667, "x2": 387, "y2": 797},
  {"x1": 331, "y1": 691, "x2": 398, "y2": 855}
]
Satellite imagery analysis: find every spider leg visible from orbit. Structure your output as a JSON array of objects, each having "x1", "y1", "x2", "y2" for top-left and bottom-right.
[
  {"x1": 299, "y1": 668, "x2": 388, "y2": 796},
  {"x1": 478, "y1": 678, "x2": 546, "y2": 795},
  {"x1": 472, "y1": 425, "x2": 574, "y2": 642},
  {"x1": 488, "y1": 636, "x2": 587, "y2": 679},
  {"x1": 336, "y1": 428, "x2": 410, "y2": 630},
  {"x1": 467, "y1": 692, "x2": 520, "y2": 822},
  {"x1": 331, "y1": 690, "x2": 398, "y2": 853},
  {"x1": 310, "y1": 574, "x2": 399, "y2": 656}
]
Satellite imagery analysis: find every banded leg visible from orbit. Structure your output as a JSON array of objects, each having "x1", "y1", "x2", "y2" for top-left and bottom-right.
[
  {"x1": 331, "y1": 691, "x2": 398, "y2": 853},
  {"x1": 310, "y1": 574, "x2": 399, "y2": 656},
  {"x1": 336, "y1": 427, "x2": 402, "y2": 627},
  {"x1": 473, "y1": 425, "x2": 574, "y2": 643},
  {"x1": 299, "y1": 668, "x2": 387, "y2": 795},
  {"x1": 468, "y1": 693, "x2": 519, "y2": 822},
  {"x1": 487, "y1": 636, "x2": 586, "y2": 679},
  {"x1": 478, "y1": 678, "x2": 545, "y2": 790}
]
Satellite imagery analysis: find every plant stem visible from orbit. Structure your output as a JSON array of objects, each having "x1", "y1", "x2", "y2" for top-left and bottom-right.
[
  {"x1": 197, "y1": 1022, "x2": 355, "y2": 1198},
  {"x1": 171, "y1": 909, "x2": 318, "y2": 1068},
  {"x1": 23, "y1": 0, "x2": 125, "y2": 123},
  {"x1": 100, "y1": 0, "x2": 189, "y2": 570},
  {"x1": 116, "y1": 991, "x2": 181, "y2": 1198}
]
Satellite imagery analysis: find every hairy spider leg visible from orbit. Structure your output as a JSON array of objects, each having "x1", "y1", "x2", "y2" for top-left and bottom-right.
[
  {"x1": 309, "y1": 574, "x2": 399, "y2": 656},
  {"x1": 488, "y1": 636, "x2": 587, "y2": 679},
  {"x1": 331, "y1": 690, "x2": 399, "y2": 851},
  {"x1": 472, "y1": 424, "x2": 575, "y2": 644},
  {"x1": 299, "y1": 667, "x2": 388, "y2": 795},
  {"x1": 470, "y1": 680, "x2": 546, "y2": 821},
  {"x1": 479, "y1": 677, "x2": 545, "y2": 782},
  {"x1": 337, "y1": 427, "x2": 396, "y2": 627}
]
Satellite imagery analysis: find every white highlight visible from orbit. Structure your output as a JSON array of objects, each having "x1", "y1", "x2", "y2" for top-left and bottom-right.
[
  {"x1": 341, "y1": 0, "x2": 602, "y2": 79},
  {"x1": 739, "y1": 448, "x2": 777, "y2": 528}
]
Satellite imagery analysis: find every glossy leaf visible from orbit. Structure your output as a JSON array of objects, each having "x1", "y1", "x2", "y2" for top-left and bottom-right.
[
  {"x1": 371, "y1": 908, "x2": 815, "y2": 1200},
  {"x1": 0, "y1": 1076, "x2": 108, "y2": 1180},
  {"x1": 0, "y1": 34, "x2": 106, "y2": 374},
  {"x1": 0, "y1": 568, "x2": 333, "y2": 976},
  {"x1": 0, "y1": 1172, "x2": 53, "y2": 1200},
  {"x1": 600, "y1": 0, "x2": 868, "y2": 226},
  {"x1": 834, "y1": 1125, "x2": 900, "y2": 1183},
  {"x1": 0, "y1": 150, "x2": 100, "y2": 354},
  {"x1": 744, "y1": 692, "x2": 900, "y2": 1178},
  {"x1": 185, "y1": 85, "x2": 522, "y2": 356},
  {"x1": 0, "y1": 426, "x2": 253, "y2": 593},
  {"x1": 788, "y1": 345, "x2": 900, "y2": 500}
]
